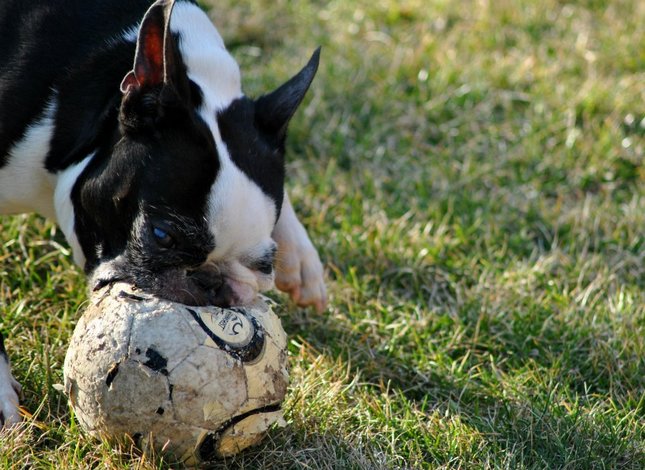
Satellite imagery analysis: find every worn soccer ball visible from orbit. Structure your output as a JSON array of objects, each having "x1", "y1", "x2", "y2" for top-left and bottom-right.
[{"x1": 63, "y1": 283, "x2": 288, "y2": 465}]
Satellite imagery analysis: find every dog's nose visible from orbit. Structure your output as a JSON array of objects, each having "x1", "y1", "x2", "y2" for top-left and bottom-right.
[
  {"x1": 187, "y1": 268, "x2": 236, "y2": 308},
  {"x1": 187, "y1": 268, "x2": 223, "y2": 291},
  {"x1": 207, "y1": 283, "x2": 237, "y2": 308}
]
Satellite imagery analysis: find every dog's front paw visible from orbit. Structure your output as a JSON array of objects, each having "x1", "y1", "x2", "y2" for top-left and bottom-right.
[
  {"x1": 273, "y1": 196, "x2": 327, "y2": 312},
  {"x1": 0, "y1": 366, "x2": 21, "y2": 428},
  {"x1": 275, "y1": 230, "x2": 327, "y2": 312}
]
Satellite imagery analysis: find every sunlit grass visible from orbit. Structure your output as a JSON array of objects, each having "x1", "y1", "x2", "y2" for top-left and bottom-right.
[{"x1": 1, "y1": 0, "x2": 643, "y2": 468}]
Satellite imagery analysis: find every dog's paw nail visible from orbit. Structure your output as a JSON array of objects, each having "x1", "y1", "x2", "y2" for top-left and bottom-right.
[
  {"x1": 289, "y1": 287, "x2": 301, "y2": 303},
  {"x1": 276, "y1": 268, "x2": 303, "y2": 293},
  {"x1": 315, "y1": 297, "x2": 328, "y2": 313}
]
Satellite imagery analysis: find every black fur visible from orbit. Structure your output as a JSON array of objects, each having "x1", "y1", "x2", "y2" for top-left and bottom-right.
[
  {"x1": 0, "y1": 333, "x2": 7, "y2": 362},
  {"x1": 0, "y1": 0, "x2": 155, "y2": 169}
]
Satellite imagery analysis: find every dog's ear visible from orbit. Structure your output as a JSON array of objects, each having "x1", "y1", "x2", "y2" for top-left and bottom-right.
[
  {"x1": 255, "y1": 48, "x2": 321, "y2": 143},
  {"x1": 119, "y1": 0, "x2": 185, "y2": 95}
]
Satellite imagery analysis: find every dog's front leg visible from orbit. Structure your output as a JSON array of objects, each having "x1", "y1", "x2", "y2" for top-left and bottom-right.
[
  {"x1": 272, "y1": 194, "x2": 327, "y2": 312},
  {"x1": 0, "y1": 333, "x2": 21, "y2": 428}
]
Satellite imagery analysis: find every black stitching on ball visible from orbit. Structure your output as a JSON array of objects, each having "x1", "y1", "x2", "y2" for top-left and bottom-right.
[{"x1": 197, "y1": 403, "x2": 282, "y2": 462}]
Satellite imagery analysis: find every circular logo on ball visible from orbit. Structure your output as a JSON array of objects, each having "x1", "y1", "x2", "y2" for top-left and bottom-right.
[
  {"x1": 186, "y1": 307, "x2": 264, "y2": 362},
  {"x1": 200, "y1": 309, "x2": 254, "y2": 347}
]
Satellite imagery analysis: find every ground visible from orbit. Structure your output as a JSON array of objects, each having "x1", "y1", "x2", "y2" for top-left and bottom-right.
[{"x1": 0, "y1": 0, "x2": 643, "y2": 468}]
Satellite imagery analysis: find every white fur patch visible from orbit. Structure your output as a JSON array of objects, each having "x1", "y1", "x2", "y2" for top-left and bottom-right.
[
  {"x1": 171, "y1": 3, "x2": 278, "y2": 275},
  {"x1": 0, "y1": 358, "x2": 21, "y2": 427},
  {"x1": 205, "y1": 153, "x2": 278, "y2": 261},
  {"x1": 171, "y1": 3, "x2": 243, "y2": 114},
  {"x1": 54, "y1": 154, "x2": 93, "y2": 267},
  {"x1": 0, "y1": 96, "x2": 58, "y2": 218}
]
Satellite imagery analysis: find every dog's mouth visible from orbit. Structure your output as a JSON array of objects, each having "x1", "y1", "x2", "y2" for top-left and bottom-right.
[{"x1": 90, "y1": 261, "x2": 251, "y2": 308}]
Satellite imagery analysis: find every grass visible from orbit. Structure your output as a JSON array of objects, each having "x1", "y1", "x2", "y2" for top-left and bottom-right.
[{"x1": 1, "y1": 0, "x2": 644, "y2": 468}]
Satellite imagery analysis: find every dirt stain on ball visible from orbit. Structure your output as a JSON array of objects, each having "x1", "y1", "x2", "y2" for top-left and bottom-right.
[{"x1": 143, "y1": 348, "x2": 169, "y2": 375}]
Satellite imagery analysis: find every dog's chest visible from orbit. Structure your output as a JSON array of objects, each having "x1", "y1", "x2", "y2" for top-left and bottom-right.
[{"x1": 0, "y1": 100, "x2": 58, "y2": 218}]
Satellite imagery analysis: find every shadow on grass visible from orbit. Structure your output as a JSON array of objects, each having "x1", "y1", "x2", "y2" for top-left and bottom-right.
[{"x1": 275, "y1": 261, "x2": 645, "y2": 468}]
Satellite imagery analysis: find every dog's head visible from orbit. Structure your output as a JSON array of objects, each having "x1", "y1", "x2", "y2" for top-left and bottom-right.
[{"x1": 68, "y1": 0, "x2": 319, "y2": 306}]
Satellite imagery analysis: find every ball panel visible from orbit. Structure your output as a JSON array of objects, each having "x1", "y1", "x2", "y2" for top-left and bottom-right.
[
  {"x1": 64, "y1": 290, "x2": 135, "y2": 433},
  {"x1": 135, "y1": 424, "x2": 211, "y2": 465},
  {"x1": 65, "y1": 375, "x2": 102, "y2": 432},
  {"x1": 246, "y1": 299, "x2": 287, "y2": 354},
  {"x1": 244, "y1": 365, "x2": 288, "y2": 405},
  {"x1": 100, "y1": 360, "x2": 173, "y2": 429},
  {"x1": 242, "y1": 306, "x2": 289, "y2": 408},
  {"x1": 215, "y1": 409, "x2": 286, "y2": 458},
  {"x1": 127, "y1": 304, "x2": 201, "y2": 373},
  {"x1": 168, "y1": 346, "x2": 247, "y2": 426}
]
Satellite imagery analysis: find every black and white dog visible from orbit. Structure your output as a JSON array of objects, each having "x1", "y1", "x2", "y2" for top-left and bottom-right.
[{"x1": 0, "y1": 0, "x2": 326, "y2": 427}]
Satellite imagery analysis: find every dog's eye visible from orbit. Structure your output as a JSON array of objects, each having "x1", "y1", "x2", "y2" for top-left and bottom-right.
[
  {"x1": 152, "y1": 227, "x2": 175, "y2": 248},
  {"x1": 254, "y1": 259, "x2": 274, "y2": 275},
  {"x1": 251, "y1": 248, "x2": 276, "y2": 275}
]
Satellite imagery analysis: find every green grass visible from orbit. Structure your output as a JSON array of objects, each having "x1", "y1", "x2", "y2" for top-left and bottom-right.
[{"x1": 1, "y1": 0, "x2": 644, "y2": 468}]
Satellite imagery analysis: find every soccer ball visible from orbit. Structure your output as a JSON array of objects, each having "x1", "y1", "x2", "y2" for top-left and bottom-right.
[{"x1": 63, "y1": 282, "x2": 288, "y2": 465}]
